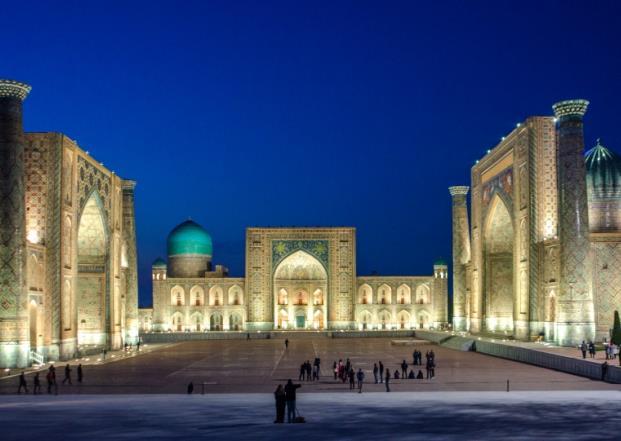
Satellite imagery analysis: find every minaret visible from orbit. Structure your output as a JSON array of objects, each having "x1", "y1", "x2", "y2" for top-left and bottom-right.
[
  {"x1": 0, "y1": 79, "x2": 31, "y2": 368},
  {"x1": 552, "y1": 99, "x2": 594, "y2": 345},
  {"x1": 449, "y1": 186, "x2": 471, "y2": 331},
  {"x1": 122, "y1": 180, "x2": 139, "y2": 344}
]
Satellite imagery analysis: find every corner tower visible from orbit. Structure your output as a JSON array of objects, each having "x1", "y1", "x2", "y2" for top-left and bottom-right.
[
  {"x1": 449, "y1": 186, "x2": 471, "y2": 331},
  {"x1": 552, "y1": 99, "x2": 594, "y2": 344},
  {"x1": 0, "y1": 79, "x2": 31, "y2": 367}
]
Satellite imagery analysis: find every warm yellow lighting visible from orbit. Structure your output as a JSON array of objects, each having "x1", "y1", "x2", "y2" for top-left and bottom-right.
[{"x1": 27, "y1": 229, "x2": 40, "y2": 244}]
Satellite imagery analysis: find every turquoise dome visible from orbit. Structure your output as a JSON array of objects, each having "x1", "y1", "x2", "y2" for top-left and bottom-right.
[
  {"x1": 167, "y1": 220, "x2": 213, "y2": 257},
  {"x1": 152, "y1": 257, "x2": 167, "y2": 268},
  {"x1": 434, "y1": 258, "x2": 447, "y2": 266},
  {"x1": 585, "y1": 140, "x2": 621, "y2": 195}
]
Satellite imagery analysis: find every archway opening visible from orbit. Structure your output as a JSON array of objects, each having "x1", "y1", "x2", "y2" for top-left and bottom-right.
[
  {"x1": 484, "y1": 196, "x2": 515, "y2": 334},
  {"x1": 273, "y1": 250, "x2": 327, "y2": 330},
  {"x1": 76, "y1": 193, "x2": 108, "y2": 348}
]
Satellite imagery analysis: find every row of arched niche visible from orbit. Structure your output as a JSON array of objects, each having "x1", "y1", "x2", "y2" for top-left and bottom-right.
[
  {"x1": 170, "y1": 285, "x2": 244, "y2": 307},
  {"x1": 169, "y1": 311, "x2": 243, "y2": 331},
  {"x1": 357, "y1": 283, "x2": 431, "y2": 305}
]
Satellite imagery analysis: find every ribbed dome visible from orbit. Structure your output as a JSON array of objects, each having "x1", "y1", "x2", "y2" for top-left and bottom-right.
[
  {"x1": 434, "y1": 258, "x2": 447, "y2": 266},
  {"x1": 585, "y1": 139, "x2": 621, "y2": 195},
  {"x1": 167, "y1": 220, "x2": 213, "y2": 257},
  {"x1": 152, "y1": 257, "x2": 167, "y2": 268}
]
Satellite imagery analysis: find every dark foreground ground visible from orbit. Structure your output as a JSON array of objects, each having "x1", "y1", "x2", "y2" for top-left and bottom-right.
[
  {"x1": 1, "y1": 392, "x2": 620, "y2": 441},
  {"x1": 2, "y1": 338, "x2": 619, "y2": 394}
]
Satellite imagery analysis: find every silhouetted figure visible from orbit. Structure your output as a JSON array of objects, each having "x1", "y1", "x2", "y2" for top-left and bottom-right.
[
  {"x1": 417, "y1": 370, "x2": 424, "y2": 379},
  {"x1": 379, "y1": 361, "x2": 384, "y2": 383},
  {"x1": 356, "y1": 369, "x2": 364, "y2": 393},
  {"x1": 349, "y1": 368, "x2": 355, "y2": 390},
  {"x1": 408, "y1": 370, "x2": 415, "y2": 379},
  {"x1": 285, "y1": 339, "x2": 289, "y2": 349},
  {"x1": 299, "y1": 363, "x2": 305, "y2": 381},
  {"x1": 385, "y1": 369, "x2": 390, "y2": 392},
  {"x1": 401, "y1": 360, "x2": 408, "y2": 378},
  {"x1": 580, "y1": 341, "x2": 587, "y2": 359},
  {"x1": 137, "y1": 340, "x2": 141, "y2": 351},
  {"x1": 333, "y1": 361, "x2": 337, "y2": 380},
  {"x1": 77, "y1": 364, "x2": 83, "y2": 383},
  {"x1": 33, "y1": 372, "x2": 41, "y2": 394},
  {"x1": 187, "y1": 381, "x2": 194, "y2": 394},
  {"x1": 62, "y1": 364, "x2": 72, "y2": 385},
  {"x1": 284, "y1": 379, "x2": 301, "y2": 423},
  {"x1": 247, "y1": 333, "x2": 250, "y2": 340},
  {"x1": 601, "y1": 361, "x2": 609, "y2": 381},
  {"x1": 274, "y1": 384, "x2": 286, "y2": 423},
  {"x1": 17, "y1": 372, "x2": 28, "y2": 394},
  {"x1": 373, "y1": 363, "x2": 379, "y2": 383}
]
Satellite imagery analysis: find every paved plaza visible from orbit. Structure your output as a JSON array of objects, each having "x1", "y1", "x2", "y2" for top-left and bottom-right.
[{"x1": 2, "y1": 337, "x2": 619, "y2": 394}]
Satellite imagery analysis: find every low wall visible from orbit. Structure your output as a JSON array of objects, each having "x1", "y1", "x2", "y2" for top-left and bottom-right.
[
  {"x1": 140, "y1": 329, "x2": 416, "y2": 344},
  {"x1": 414, "y1": 331, "x2": 621, "y2": 384}
]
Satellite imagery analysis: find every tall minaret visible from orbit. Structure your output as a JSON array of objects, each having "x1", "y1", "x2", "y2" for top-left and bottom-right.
[
  {"x1": 449, "y1": 186, "x2": 471, "y2": 331},
  {"x1": 122, "y1": 180, "x2": 139, "y2": 344},
  {"x1": 0, "y1": 79, "x2": 31, "y2": 368},
  {"x1": 552, "y1": 99, "x2": 594, "y2": 345}
]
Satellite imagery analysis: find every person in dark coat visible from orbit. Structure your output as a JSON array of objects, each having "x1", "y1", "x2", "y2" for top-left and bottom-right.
[
  {"x1": 417, "y1": 370, "x2": 424, "y2": 379},
  {"x1": 601, "y1": 361, "x2": 609, "y2": 381},
  {"x1": 356, "y1": 369, "x2": 365, "y2": 393},
  {"x1": 373, "y1": 363, "x2": 379, "y2": 383},
  {"x1": 77, "y1": 364, "x2": 83, "y2": 383},
  {"x1": 285, "y1": 339, "x2": 289, "y2": 349},
  {"x1": 408, "y1": 370, "x2": 415, "y2": 379},
  {"x1": 379, "y1": 361, "x2": 384, "y2": 383},
  {"x1": 187, "y1": 381, "x2": 194, "y2": 394},
  {"x1": 284, "y1": 379, "x2": 301, "y2": 423},
  {"x1": 274, "y1": 385, "x2": 286, "y2": 423},
  {"x1": 62, "y1": 364, "x2": 72, "y2": 385},
  {"x1": 385, "y1": 369, "x2": 390, "y2": 392},
  {"x1": 299, "y1": 363, "x2": 305, "y2": 381},
  {"x1": 580, "y1": 341, "x2": 587, "y2": 359},
  {"x1": 17, "y1": 372, "x2": 28, "y2": 394},
  {"x1": 33, "y1": 372, "x2": 41, "y2": 394},
  {"x1": 401, "y1": 360, "x2": 408, "y2": 378}
]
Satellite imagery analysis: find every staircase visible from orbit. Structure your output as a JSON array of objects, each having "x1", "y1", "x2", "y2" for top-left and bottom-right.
[{"x1": 30, "y1": 350, "x2": 45, "y2": 365}]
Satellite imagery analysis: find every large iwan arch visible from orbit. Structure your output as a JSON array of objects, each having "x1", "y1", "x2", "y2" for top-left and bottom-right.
[
  {"x1": 483, "y1": 195, "x2": 515, "y2": 334},
  {"x1": 273, "y1": 250, "x2": 327, "y2": 329},
  {"x1": 76, "y1": 192, "x2": 109, "y2": 347}
]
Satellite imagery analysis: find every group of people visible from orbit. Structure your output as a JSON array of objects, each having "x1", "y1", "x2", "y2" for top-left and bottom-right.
[
  {"x1": 298, "y1": 358, "x2": 321, "y2": 381},
  {"x1": 332, "y1": 359, "x2": 365, "y2": 392},
  {"x1": 17, "y1": 363, "x2": 83, "y2": 394},
  {"x1": 580, "y1": 340, "x2": 621, "y2": 365},
  {"x1": 274, "y1": 379, "x2": 301, "y2": 423}
]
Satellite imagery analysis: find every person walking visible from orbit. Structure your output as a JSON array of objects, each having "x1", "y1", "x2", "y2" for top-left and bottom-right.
[
  {"x1": 17, "y1": 372, "x2": 28, "y2": 394},
  {"x1": 588, "y1": 341, "x2": 596, "y2": 359},
  {"x1": 137, "y1": 339, "x2": 141, "y2": 351},
  {"x1": 274, "y1": 385, "x2": 286, "y2": 423},
  {"x1": 401, "y1": 360, "x2": 408, "y2": 378},
  {"x1": 284, "y1": 379, "x2": 301, "y2": 423},
  {"x1": 385, "y1": 369, "x2": 390, "y2": 392},
  {"x1": 373, "y1": 363, "x2": 379, "y2": 384},
  {"x1": 601, "y1": 361, "x2": 609, "y2": 381},
  {"x1": 33, "y1": 372, "x2": 41, "y2": 394},
  {"x1": 62, "y1": 364, "x2": 72, "y2": 385},
  {"x1": 379, "y1": 361, "x2": 384, "y2": 383},
  {"x1": 284, "y1": 339, "x2": 289, "y2": 349},
  {"x1": 580, "y1": 341, "x2": 587, "y2": 359},
  {"x1": 349, "y1": 368, "x2": 355, "y2": 390},
  {"x1": 356, "y1": 368, "x2": 365, "y2": 393},
  {"x1": 77, "y1": 364, "x2": 83, "y2": 383}
]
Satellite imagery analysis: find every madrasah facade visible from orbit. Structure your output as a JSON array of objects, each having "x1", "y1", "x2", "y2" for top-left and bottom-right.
[
  {"x1": 139, "y1": 224, "x2": 449, "y2": 334},
  {"x1": 450, "y1": 99, "x2": 621, "y2": 346}
]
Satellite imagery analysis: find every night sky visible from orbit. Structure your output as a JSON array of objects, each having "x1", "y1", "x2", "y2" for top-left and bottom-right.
[{"x1": 3, "y1": 1, "x2": 620, "y2": 307}]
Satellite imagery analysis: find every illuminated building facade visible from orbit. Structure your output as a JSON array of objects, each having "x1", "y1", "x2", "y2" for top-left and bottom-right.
[
  {"x1": 0, "y1": 79, "x2": 139, "y2": 368},
  {"x1": 143, "y1": 226, "x2": 448, "y2": 333},
  {"x1": 451, "y1": 99, "x2": 621, "y2": 345}
]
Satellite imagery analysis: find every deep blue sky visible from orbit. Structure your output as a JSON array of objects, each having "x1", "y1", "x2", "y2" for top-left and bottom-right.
[{"x1": 3, "y1": 1, "x2": 620, "y2": 307}]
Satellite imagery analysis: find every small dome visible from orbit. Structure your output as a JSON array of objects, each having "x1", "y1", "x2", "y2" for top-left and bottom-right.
[
  {"x1": 585, "y1": 139, "x2": 621, "y2": 195},
  {"x1": 434, "y1": 258, "x2": 447, "y2": 266},
  {"x1": 152, "y1": 257, "x2": 167, "y2": 268},
  {"x1": 167, "y1": 220, "x2": 213, "y2": 257}
]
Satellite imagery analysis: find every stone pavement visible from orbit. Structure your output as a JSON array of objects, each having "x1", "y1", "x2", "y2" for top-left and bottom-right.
[{"x1": 1, "y1": 337, "x2": 619, "y2": 394}]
